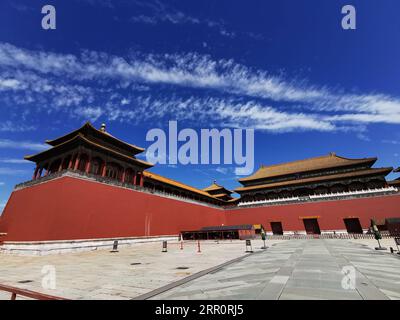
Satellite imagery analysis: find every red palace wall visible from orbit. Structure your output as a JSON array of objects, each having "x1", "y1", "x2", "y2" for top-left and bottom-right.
[
  {"x1": 0, "y1": 176, "x2": 400, "y2": 241},
  {"x1": 0, "y1": 176, "x2": 224, "y2": 242},
  {"x1": 225, "y1": 195, "x2": 400, "y2": 232}
]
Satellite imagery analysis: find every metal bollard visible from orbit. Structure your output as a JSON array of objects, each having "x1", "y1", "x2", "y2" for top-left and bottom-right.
[
  {"x1": 110, "y1": 240, "x2": 119, "y2": 253},
  {"x1": 197, "y1": 240, "x2": 201, "y2": 253},
  {"x1": 162, "y1": 241, "x2": 168, "y2": 253}
]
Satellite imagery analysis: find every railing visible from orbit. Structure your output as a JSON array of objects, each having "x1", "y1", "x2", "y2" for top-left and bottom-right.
[
  {"x1": 267, "y1": 232, "x2": 395, "y2": 240},
  {"x1": 238, "y1": 187, "x2": 399, "y2": 207},
  {"x1": 0, "y1": 284, "x2": 67, "y2": 300}
]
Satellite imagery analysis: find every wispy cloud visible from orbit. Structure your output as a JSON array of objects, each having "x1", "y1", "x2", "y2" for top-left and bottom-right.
[
  {"x1": 0, "y1": 121, "x2": 36, "y2": 132},
  {"x1": 1, "y1": 42, "x2": 400, "y2": 134},
  {"x1": 0, "y1": 182, "x2": 5, "y2": 186},
  {"x1": 0, "y1": 168, "x2": 30, "y2": 175},
  {"x1": 0, "y1": 158, "x2": 30, "y2": 164},
  {"x1": 382, "y1": 139, "x2": 400, "y2": 145},
  {"x1": 73, "y1": 106, "x2": 104, "y2": 122},
  {"x1": 0, "y1": 139, "x2": 47, "y2": 151},
  {"x1": 115, "y1": 96, "x2": 336, "y2": 132},
  {"x1": 130, "y1": 0, "x2": 235, "y2": 38}
]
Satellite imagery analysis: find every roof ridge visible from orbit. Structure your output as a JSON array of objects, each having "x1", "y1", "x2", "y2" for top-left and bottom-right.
[
  {"x1": 45, "y1": 121, "x2": 145, "y2": 153},
  {"x1": 235, "y1": 167, "x2": 392, "y2": 192},
  {"x1": 259, "y1": 153, "x2": 375, "y2": 170},
  {"x1": 240, "y1": 153, "x2": 377, "y2": 182}
]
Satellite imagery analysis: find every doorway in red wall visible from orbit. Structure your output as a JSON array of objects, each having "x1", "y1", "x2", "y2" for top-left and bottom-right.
[
  {"x1": 343, "y1": 218, "x2": 363, "y2": 234},
  {"x1": 270, "y1": 222, "x2": 283, "y2": 235},
  {"x1": 303, "y1": 218, "x2": 321, "y2": 235}
]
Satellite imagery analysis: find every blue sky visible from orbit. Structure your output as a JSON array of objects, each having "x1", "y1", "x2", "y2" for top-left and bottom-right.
[{"x1": 1, "y1": 0, "x2": 400, "y2": 211}]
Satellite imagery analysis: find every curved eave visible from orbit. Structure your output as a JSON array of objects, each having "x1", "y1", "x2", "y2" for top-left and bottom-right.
[
  {"x1": 45, "y1": 122, "x2": 145, "y2": 155},
  {"x1": 238, "y1": 157, "x2": 377, "y2": 184},
  {"x1": 235, "y1": 167, "x2": 393, "y2": 193},
  {"x1": 26, "y1": 133, "x2": 153, "y2": 169},
  {"x1": 203, "y1": 183, "x2": 233, "y2": 194},
  {"x1": 143, "y1": 171, "x2": 226, "y2": 202},
  {"x1": 388, "y1": 179, "x2": 400, "y2": 186},
  {"x1": 212, "y1": 193, "x2": 233, "y2": 198},
  {"x1": 206, "y1": 188, "x2": 233, "y2": 194}
]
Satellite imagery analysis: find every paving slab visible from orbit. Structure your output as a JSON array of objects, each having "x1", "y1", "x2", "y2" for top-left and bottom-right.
[{"x1": 152, "y1": 239, "x2": 400, "y2": 300}]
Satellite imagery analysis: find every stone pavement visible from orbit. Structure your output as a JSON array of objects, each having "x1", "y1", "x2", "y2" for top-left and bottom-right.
[
  {"x1": 151, "y1": 239, "x2": 400, "y2": 300},
  {"x1": 0, "y1": 239, "x2": 277, "y2": 300}
]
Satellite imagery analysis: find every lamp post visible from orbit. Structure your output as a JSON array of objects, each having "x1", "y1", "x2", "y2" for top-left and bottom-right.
[
  {"x1": 261, "y1": 229, "x2": 268, "y2": 249},
  {"x1": 371, "y1": 219, "x2": 386, "y2": 250}
]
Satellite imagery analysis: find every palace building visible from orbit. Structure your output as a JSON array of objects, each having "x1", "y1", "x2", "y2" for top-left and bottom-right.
[
  {"x1": 235, "y1": 153, "x2": 393, "y2": 205},
  {"x1": 388, "y1": 167, "x2": 400, "y2": 188},
  {"x1": 203, "y1": 181, "x2": 235, "y2": 202},
  {"x1": 0, "y1": 122, "x2": 399, "y2": 245}
]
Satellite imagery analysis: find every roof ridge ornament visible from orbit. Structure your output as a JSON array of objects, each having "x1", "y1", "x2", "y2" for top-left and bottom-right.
[{"x1": 100, "y1": 123, "x2": 106, "y2": 132}]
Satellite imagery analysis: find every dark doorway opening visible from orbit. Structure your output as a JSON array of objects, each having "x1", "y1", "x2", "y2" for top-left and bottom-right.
[
  {"x1": 343, "y1": 218, "x2": 363, "y2": 234},
  {"x1": 386, "y1": 218, "x2": 400, "y2": 236},
  {"x1": 270, "y1": 222, "x2": 283, "y2": 235},
  {"x1": 303, "y1": 218, "x2": 321, "y2": 235}
]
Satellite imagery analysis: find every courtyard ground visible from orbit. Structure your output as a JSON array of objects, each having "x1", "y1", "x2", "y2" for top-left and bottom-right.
[
  {"x1": 0, "y1": 239, "x2": 276, "y2": 300},
  {"x1": 1, "y1": 238, "x2": 400, "y2": 300}
]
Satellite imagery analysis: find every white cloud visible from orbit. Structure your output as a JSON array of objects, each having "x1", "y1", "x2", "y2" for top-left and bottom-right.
[
  {"x1": 216, "y1": 167, "x2": 229, "y2": 175},
  {"x1": 129, "y1": 0, "x2": 234, "y2": 37},
  {"x1": 0, "y1": 182, "x2": 5, "y2": 186},
  {"x1": 0, "y1": 139, "x2": 47, "y2": 151},
  {"x1": 0, "y1": 158, "x2": 29, "y2": 164},
  {"x1": 383, "y1": 140, "x2": 400, "y2": 145},
  {"x1": 0, "y1": 168, "x2": 29, "y2": 175},
  {"x1": 1, "y1": 42, "x2": 400, "y2": 133},
  {"x1": 0, "y1": 121, "x2": 35, "y2": 132},
  {"x1": 0, "y1": 78, "x2": 21, "y2": 90},
  {"x1": 73, "y1": 106, "x2": 104, "y2": 122},
  {"x1": 111, "y1": 96, "x2": 336, "y2": 132}
]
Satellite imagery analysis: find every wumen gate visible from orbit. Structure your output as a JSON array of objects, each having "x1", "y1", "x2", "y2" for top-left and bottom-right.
[{"x1": 0, "y1": 122, "x2": 400, "y2": 243}]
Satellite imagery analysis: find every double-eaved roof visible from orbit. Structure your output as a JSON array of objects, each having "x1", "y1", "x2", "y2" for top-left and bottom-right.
[
  {"x1": 239, "y1": 153, "x2": 377, "y2": 183},
  {"x1": 235, "y1": 167, "x2": 393, "y2": 193},
  {"x1": 235, "y1": 153, "x2": 391, "y2": 193},
  {"x1": 45, "y1": 122, "x2": 145, "y2": 155},
  {"x1": 203, "y1": 181, "x2": 234, "y2": 200},
  {"x1": 25, "y1": 122, "x2": 153, "y2": 168}
]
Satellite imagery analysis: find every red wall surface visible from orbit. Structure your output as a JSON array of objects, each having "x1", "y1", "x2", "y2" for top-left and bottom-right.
[
  {"x1": 0, "y1": 176, "x2": 224, "y2": 241},
  {"x1": 0, "y1": 176, "x2": 400, "y2": 241},
  {"x1": 226, "y1": 195, "x2": 400, "y2": 232}
]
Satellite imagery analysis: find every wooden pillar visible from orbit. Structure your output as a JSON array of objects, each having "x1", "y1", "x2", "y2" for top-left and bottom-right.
[
  {"x1": 133, "y1": 170, "x2": 137, "y2": 185},
  {"x1": 101, "y1": 162, "x2": 107, "y2": 177},
  {"x1": 32, "y1": 166, "x2": 39, "y2": 180},
  {"x1": 85, "y1": 156, "x2": 92, "y2": 174},
  {"x1": 139, "y1": 172, "x2": 144, "y2": 187},
  {"x1": 68, "y1": 155, "x2": 74, "y2": 169},
  {"x1": 58, "y1": 158, "x2": 64, "y2": 172},
  {"x1": 74, "y1": 153, "x2": 81, "y2": 171},
  {"x1": 121, "y1": 168, "x2": 126, "y2": 183},
  {"x1": 38, "y1": 167, "x2": 43, "y2": 179}
]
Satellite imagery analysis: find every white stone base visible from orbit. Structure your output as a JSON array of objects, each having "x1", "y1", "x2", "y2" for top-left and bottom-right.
[
  {"x1": 265, "y1": 229, "x2": 368, "y2": 236},
  {"x1": 0, "y1": 235, "x2": 178, "y2": 256}
]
